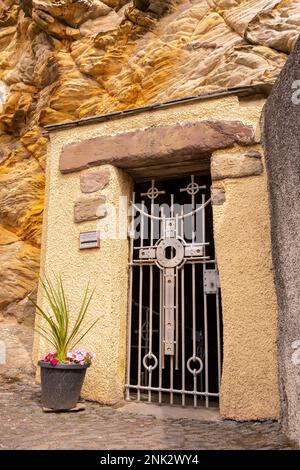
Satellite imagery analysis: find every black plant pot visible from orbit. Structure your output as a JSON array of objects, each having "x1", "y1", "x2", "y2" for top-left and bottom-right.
[{"x1": 38, "y1": 361, "x2": 90, "y2": 410}]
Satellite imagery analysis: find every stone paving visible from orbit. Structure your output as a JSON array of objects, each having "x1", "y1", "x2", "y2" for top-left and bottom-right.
[
  {"x1": 0, "y1": 382, "x2": 294, "y2": 450},
  {"x1": 0, "y1": 321, "x2": 295, "y2": 450}
]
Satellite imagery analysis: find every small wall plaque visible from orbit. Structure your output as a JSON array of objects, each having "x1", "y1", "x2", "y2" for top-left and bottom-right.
[{"x1": 79, "y1": 231, "x2": 100, "y2": 250}]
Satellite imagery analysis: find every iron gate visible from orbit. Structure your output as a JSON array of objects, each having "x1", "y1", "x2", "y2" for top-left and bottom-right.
[{"x1": 125, "y1": 176, "x2": 222, "y2": 408}]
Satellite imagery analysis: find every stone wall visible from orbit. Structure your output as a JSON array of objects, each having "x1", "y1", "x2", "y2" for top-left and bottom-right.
[
  {"x1": 263, "y1": 35, "x2": 300, "y2": 445},
  {"x1": 34, "y1": 94, "x2": 280, "y2": 419}
]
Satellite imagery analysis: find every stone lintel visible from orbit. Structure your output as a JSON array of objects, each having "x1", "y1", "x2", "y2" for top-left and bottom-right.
[{"x1": 59, "y1": 121, "x2": 257, "y2": 174}]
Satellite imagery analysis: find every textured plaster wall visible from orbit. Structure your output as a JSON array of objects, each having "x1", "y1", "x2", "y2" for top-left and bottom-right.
[
  {"x1": 33, "y1": 147, "x2": 133, "y2": 404},
  {"x1": 34, "y1": 95, "x2": 279, "y2": 415},
  {"x1": 212, "y1": 146, "x2": 280, "y2": 420}
]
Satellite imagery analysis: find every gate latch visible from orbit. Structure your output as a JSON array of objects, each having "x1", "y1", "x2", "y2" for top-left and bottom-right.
[{"x1": 204, "y1": 270, "x2": 220, "y2": 294}]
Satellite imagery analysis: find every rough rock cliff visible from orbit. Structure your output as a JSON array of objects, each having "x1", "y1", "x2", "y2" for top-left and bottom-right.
[{"x1": 0, "y1": 0, "x2": 299, "y2": 322}]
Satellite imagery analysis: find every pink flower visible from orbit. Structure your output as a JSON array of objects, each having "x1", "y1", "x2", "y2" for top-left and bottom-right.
[
  {"x1": 42, "y1": 349, "x2": 95, "y2": 365},
  {"x1": 42, "y1": 352, "x2": 57, "y2": 363}
]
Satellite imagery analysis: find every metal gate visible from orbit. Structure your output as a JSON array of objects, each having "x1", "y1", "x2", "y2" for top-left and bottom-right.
[{"x1": 126, "y1": 176, "x2": 222, "y2": 408}]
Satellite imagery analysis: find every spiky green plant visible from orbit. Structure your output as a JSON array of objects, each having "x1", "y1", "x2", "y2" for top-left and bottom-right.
[{"x1": 30, "y1": 275, "x2": 98, "y2": 362}]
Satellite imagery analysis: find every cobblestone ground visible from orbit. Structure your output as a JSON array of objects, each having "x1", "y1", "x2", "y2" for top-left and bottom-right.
[
  {"x1": 0, "y1": 321, "x2": 295, "y2": 450},
  {"x1": 0, "y1": 383, "x2": 294, "y2": 450}
]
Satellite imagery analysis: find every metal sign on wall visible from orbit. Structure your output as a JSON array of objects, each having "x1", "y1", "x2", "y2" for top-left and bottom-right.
[{"x1": 79, "y1": 231, "x2": 100, "y2": 250}]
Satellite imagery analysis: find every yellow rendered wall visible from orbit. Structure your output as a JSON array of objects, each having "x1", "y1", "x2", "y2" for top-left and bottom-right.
[
  {"x1": 34, "y1": 95, "x2": 280, "y2": 416},
  {"x1": 33, "y1": 155, "x2": 133, "y2": 404}
]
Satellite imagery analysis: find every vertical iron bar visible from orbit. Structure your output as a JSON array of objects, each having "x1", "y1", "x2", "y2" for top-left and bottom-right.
[
  {"x1": 216, "y1": 269, "x2": 221, "y2": 390},
  {"x1": 137, "y1": 200, "x2": 145, "y2": 402},
  {"x1": 170, "y1": 356, "x2": 174, "y2": 405},
  {"x1": 181, "y1": 205, "x2": 186, "y2": 406},
  {"x1": 159, "y1": 268, "x2": 163, "y2": 404},
  {"x1": 144, "y1": 308, "x2": 149, "y2": 387},
  {"x1": 191, "y1": 176, "x2": 197, "y2": 408},
  {"x1": 181, "y1": 204, "x2": 184, "y2": 239},
  {"x1": 171, "y1": 194, "x2": 174, "y2": 218},
  {"x1": 191, "y1": 175, "x2": 195, "y2": 244},
  {"x1": 148, "y1": 185, "x2": 154, "y2": 402},
  {"x1": 159, "y1": 205, "x2": 165, "y2": 404},
  {"x1": 181, "y1": 265, "x2": 186, "y2": 407},
  {"x1": 192, "y1": 262, "x2": 197, "y2": 408},
  {"x1": 170, "y1": 195, "x2": 174, "y2": 405},
  {"x1": 148, "y1": 272, "x2": 153, "y2": 402},
  {"x1": 161, "y1": 206, "x2": 165, "y2": 370},
  {"x1": 175, "y1": 212, "x2": 179, "y2": 371},
  {"x1": 126, "y1": 192, "x2": 135, "y2": 401},
  {"x1": 175, "y1": 266, "x2": 179, "y2": 371}
]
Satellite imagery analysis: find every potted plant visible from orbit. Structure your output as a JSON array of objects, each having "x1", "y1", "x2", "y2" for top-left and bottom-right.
[{"x1": 31, "y1": 275, "x2": 98, "y2": 411}]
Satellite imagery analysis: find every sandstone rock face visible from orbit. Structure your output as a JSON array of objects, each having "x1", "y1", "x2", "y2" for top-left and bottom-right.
[
  {"x1": 0, "y1": 0, "x2": 299, "y2": 320},
  {"x1": 0, "y1": 225, "x2": 40, "y2": 321}
]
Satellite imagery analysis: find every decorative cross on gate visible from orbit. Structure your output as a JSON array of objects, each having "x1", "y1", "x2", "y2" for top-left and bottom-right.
[{"x1": 138, "y1": 180, "x2": 209, "y2": 357}]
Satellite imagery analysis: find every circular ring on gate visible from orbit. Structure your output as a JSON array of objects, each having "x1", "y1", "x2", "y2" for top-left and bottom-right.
[
  {"x1": 156, "y1": 238, "x2": 185, "y2": 268},
  {"x1": 187, "y1": 356, "x2": 204, "y2": 376},
  {"x1": 145, "y1": 186, "x2": 161, "y2": 200},
  {"x1": 186, "y1": 182, "x2": 201, "y2": 196},
  {"x1": 143, "y1": 352, "x2": 158, "y2": 372}
]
